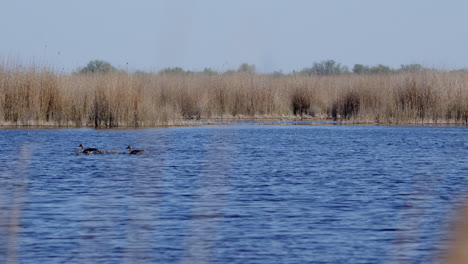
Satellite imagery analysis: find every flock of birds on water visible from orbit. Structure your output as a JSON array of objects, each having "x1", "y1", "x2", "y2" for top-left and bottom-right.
[{"x1": 75, "y1": 144, "x2": 144, "y2": 155}]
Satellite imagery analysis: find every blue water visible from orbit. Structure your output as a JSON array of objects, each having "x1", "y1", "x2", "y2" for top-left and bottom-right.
[{"x1": 0, "y1": 125, "x2": 466, "y2": 264}]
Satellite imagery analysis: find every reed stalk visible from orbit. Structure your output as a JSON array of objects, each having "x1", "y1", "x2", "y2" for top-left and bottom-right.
[{"x1": 0, "y1": 64, "x2": 466, "y2": 127}]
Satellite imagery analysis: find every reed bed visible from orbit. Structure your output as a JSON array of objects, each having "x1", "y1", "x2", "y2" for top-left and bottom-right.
[{"x1": 0, "y1": 65, "x2": 466, "y2": 127}]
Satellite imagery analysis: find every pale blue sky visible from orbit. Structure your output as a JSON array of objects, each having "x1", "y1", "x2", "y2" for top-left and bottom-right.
[{"x1": 1, "y1": 0, "x2": 468, "y2": 72}]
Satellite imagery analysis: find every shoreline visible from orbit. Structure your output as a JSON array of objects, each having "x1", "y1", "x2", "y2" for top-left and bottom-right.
[{"x1": 0, "y1": 117, "x2": 466, "y2": 129}]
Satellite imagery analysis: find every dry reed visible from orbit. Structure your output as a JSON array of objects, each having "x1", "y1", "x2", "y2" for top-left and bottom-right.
[{"x1": 0, "y1": 64, "x2": 466, "y2": 127}]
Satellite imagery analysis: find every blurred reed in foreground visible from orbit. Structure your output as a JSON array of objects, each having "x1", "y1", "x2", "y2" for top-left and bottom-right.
[
  {"x1": 0, "y1": 65, "x2": 466, "y2": 127},
  {"x1": 443, "y1": 203, "x2": 468, "y2": 263}
]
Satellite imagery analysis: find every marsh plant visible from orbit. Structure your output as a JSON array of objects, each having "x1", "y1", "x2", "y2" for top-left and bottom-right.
[{"x1": 0, "y1": 64, "x2": 466, "y2": 127}]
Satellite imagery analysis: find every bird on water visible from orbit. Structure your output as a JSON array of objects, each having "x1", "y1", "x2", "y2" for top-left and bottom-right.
[
  {"x1": 79, "y1": 144, "x2": 99, "y2": 154},
  {"x1": 126, "y1": 145, "x2": 144, "y2": 155}
]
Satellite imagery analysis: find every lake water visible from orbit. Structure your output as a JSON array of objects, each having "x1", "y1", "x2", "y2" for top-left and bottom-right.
[{"x1": 0, "y1": 124, "x2": 467, "y2": 264}]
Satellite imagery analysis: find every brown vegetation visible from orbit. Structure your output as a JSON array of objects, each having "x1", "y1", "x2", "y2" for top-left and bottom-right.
[{"x1": 0, "y1": 65, "x2": 466, "y2": 127}]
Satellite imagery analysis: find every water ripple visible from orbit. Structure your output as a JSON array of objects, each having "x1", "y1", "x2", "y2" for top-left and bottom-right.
[{"x1": 0, "y1": 125, "x2": 466, "y2": 263}]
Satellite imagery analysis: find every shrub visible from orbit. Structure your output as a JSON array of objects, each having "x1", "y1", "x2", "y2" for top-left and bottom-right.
[
  {"x1": 291, "y1": 89, "x2": 311, "y2": 116},
  {"x1": 301, "y1": 60, "x2": 349, "y2": 76},
  {"x1": 78, "y1": 60, "x2": 118, "y2": 74},
  {"x1": 330, "y1": 90, "x2": 361, "y2": 119},
  {"x1": 238, "y1": 63, "x2": 256, "y2": 74}
]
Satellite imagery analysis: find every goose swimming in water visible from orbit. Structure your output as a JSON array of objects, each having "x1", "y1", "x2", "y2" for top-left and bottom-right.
[
  {"x1": 126, "y1": 145, "x2": 144, "y2": 155},
  {"x1": 79, "y1": 144, "x2": 99, "y2": 154}
]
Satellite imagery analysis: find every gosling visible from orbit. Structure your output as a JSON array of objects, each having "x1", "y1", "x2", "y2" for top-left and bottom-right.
[{"x1": 126, "y1": 145, "x2": 144, "y2": 155}]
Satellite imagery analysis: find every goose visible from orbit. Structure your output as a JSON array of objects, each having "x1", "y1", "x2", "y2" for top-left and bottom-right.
[
  {"x1": 79, "y1": 144, "x2": 99, "y2": 153},
  {"x1": 126, "y1": 145, "x2": 144, "y2": 155}
]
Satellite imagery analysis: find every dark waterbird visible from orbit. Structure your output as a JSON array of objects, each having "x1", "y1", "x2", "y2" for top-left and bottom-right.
[
  {"x1": 79, "y1": 144, "x2": 99, "y2": 154},
  {"x1": 126, "y1": 145, "x2": 144, "y2": 155}
]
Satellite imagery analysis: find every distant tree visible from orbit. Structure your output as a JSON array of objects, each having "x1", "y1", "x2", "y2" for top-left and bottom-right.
[
  {"x1": 159, "y1": 67, "x2": 186, "y2": 75},
  {"x1": 399, "y1": 64, "x2": 424, "y2": 73},
  {"x1": 299, "y1": 68, "x2": 308, "y2": 75},
  {"x1": 223, "y1": 69, "x2": 237, "y2": 75},
  {"x1": 134, "y1": 70, "x2": 149, "y2": 75},
  {"x1": 301, "y1": 60, "x2": 349, "y2": 76},
  {"x1": 300, "y1": 67, "x2": 313, "y2": 76},
  {"x1": 450, "y1": 68, "x2": 468, "y2": 73},
  {"x1": 202, "y1": 67, "x2": 217, "y2": 75},
  {"x1": 369, "y1": 64, "x2": 393, "y2": 74},
  {"x1": 351, "y1": 63, "x2": 396, "y2": 74},
  {"x1": 272, "y1": 70, "x2": 286, "y2": 77},
  {"x1": 352, "y1": 64, "x2": 370, "y2": 74},
  {"x1": 78, "y1": 60, "x2": 118, "y2": 74},
  {"x1": 237, "y1": 63, "x2": 256, "y2": 74}
]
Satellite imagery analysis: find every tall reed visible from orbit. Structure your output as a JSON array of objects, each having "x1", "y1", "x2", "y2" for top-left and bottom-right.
[{"x1": 0, "y1": 64, "x2": 466, "y2": 127}]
